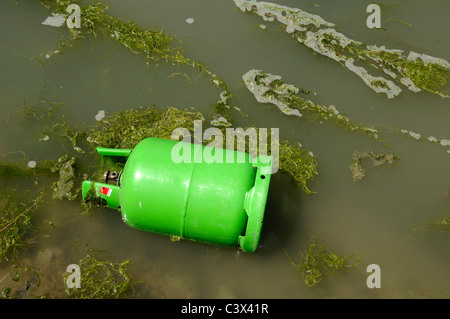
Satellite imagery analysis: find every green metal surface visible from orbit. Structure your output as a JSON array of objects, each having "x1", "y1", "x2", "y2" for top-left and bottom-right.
[
  {"x1": 96, "y1": 147, "x2": 132, "y2": 157},
  {"x1": 82, "y1": 137, "x2": 273, "y2": 252}
]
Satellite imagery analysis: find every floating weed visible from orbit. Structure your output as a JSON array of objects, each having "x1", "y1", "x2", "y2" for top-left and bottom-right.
[
  {"x1": 234, "y1": 0, "x2": 450, "y2": 99},
  {"x1": 0, "y1": 189, "x2": 44, "y2": 264},
  {"x1": 50, "y1": 154, "x2": 79, "y2": 200},
  {"x1": 399, "y1": 129, "x2": 450, "y2": 152},
  {"x1": 17, "y1": 97, "x2": 87, "y2": 154},
  {"x1": 409, "y1": 211, "x2": 450, "y2": 238},
  {"x1": 0, "y1": 151, "x2": 79, "y2": 264},
  {"x1": 167, "y1": 72, "x2": 193, "y2": 84},
  {"x1": 277, "y1": 140, "x2": 317, "y2": 194},
  {"x1": 349, "y1": 150, "x2": 399, "y2": 183},
  {"x1": 244, "y1": 70, "x2": 450, "y2": 152},
  {"x1": 286, "y1": 237, "x2": 361, "y2": 287},
  {"x1": 0, "y1": 161, "x2": 32, "y2": 179},
  {"x1": 87, "y1": 106, "x2": 318, "y2": 194},
  {"x1": 243, "y1": 69, "x2": 382, "y2": 142},
  {"x1": 86, "y1": 106, "x2": 204, "y2": 150},
  {"x1": 408, "y1": 189, "x2": 450, "y2": 238},
  {"x1": 38, "y1": 0, "x2": 233, "y2": 115},
  {"x1": 0, "y1": 153, "x2": 81, "y2": 203},
  {"x1": 425, "y1": 189, "x2": 450, "y2": 233},
  {"x1": 80, "y1": 178, "x2": 108, "y2": 215},
  {"x1": 220, "y1": 127, "x2": 318, "y2": 193},
  {"x1": 65, "y1": 254, "x2": 135, "y2": 299},
  {"x1": 0, "y1": 264, "x2": 42, "y2": 299},
  {"x1": 15, "y1": 93, "x2": 319, "y2": 199},
  {"x1": 425, "y1": 212, "x2": 450, "y2": 233}
]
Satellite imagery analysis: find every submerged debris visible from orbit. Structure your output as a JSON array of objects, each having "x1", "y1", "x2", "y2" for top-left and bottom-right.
[
  {"x1": 349, "y1": 150, "x2": 398, "y2": 182},
  {"x1": 243, "y1": 69, "x2": 381, "y2": 141},
  {"x1": 286, "y1": 237, "x2": 361, "y2": 287},
  {"x1": 65, "y1": 254, "x2": 135, "y2": 299},
  {"x1": 51, "y1": 154, "x2": 78, "y2": 200},
  {"x1": 234, "y1": 0, "x2": 450, "y2": 99},
  {"x1": 0, "y1": 190, "x2": 43, "y2": 264}
]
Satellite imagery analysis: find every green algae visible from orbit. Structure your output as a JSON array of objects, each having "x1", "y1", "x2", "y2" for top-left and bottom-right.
[
  {"x1": 424, "y1": 190, "x2": 450, "y2": 234},
  {"x1": 409, "y1": 212, "x2": 450, "y2": 238},
  {"x1": 398, "y1": 128, "x2": 450, "y2": 152},
  {"x1": 0, "y1": 153, "x2": 80, "y2": 202},
  {"x1": 0, "y1": 1, "x2": 444, "y2": 299},
  {"x1": 86, "y1": 106, "x2": 204, "y2": 150},
  {"x1": 425, "y1": 212, "x2": 450, "y2": 233},
  {"x1": 0, "y1": 161, "x2": 32, "y2": 178},
  {"x1": 286, "y1": 236, "x2": 361, "y2": 287},
  {"x1": 0, "y1": 189, "x2": 43, "y2": 264},
  {"x1": 277, "y1": 140, "x2": 317, "y2": 194},
  {"x1": 65, "y1": 254, "x2": 135, "y2": 299},
  {"x1": 80, "y1": 175, "x2": 110, "y2": 216},
  {"x1": 14, "y1": 93, "x2": 318, "y2": 201},
  {"x1": 222, "y1": 127, "x2": 318, "y2": 193},
  {"x1": 349, "y1": 150, "x2": 398, "y2": 183},
  {"x1": 234, "y1": 0, "x2": 450, "y2": 99},
  {"x1": 86, "y1": 106, "x2": 318, "y2": 194},
  {"x1": 244, "y1": 69, "x2": 450, "y2": 153},
  {"x1": 0, "y1": 154, "x2": 61, "y2": 264},
  {"x1": 17, "y1": 96, "x2": 87, "y2": 154},
  {"x1": 0, "y1": 152, "x2": 77, "y2": 264},
  {"x1": 38, "y1": 0, "x2": 233, "y2": 114},
  {"x1": 0, "y1": 151, "x2": 55, "y2": 178},
  {"x1": 50, "y1": 154, "x2": 78, "y2": 200},
  {"x1": 243, "y1": 69, "x2": 382, "y2": 142},
  {"x1": 0, "y1": 265, "x2": 42, "y2": 299}
]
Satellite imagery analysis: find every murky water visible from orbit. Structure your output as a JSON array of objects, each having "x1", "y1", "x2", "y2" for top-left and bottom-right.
[{"x1": 0, "y1": 0, "x2": 449, "y2": 299}]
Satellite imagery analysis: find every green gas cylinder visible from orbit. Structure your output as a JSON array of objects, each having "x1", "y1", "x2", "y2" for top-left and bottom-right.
[{"x1": 82, "y1": 137, "x2": 273, "y2": 252}]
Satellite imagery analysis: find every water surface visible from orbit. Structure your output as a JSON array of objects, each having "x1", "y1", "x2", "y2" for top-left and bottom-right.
[{"x1": 0, "y1": 0, "x2": 449, "y2": 298}]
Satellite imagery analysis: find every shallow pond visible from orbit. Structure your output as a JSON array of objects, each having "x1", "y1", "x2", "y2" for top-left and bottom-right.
[{"x1": 0, "y1": 0, "x2": 449, "y2": 298}]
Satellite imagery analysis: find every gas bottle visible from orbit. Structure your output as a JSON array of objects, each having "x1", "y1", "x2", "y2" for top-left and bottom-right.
[{"x1": 82, "y1": 137, "x2": 273, "y2": 252}]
